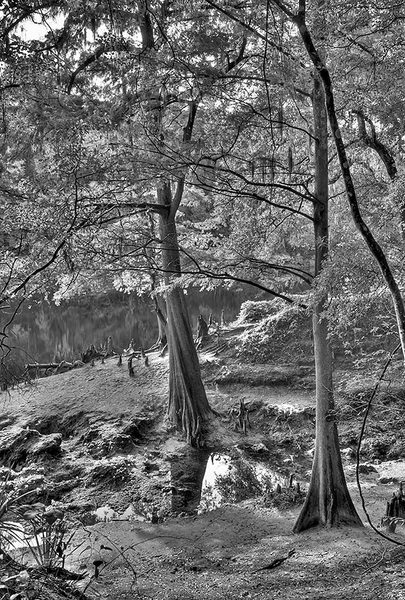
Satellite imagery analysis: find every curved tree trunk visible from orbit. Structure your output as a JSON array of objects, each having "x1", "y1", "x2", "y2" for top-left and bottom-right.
[
  {"x1": 158, "y1": 182, "x2": 212, "y2": 446},
  {"x1": 147, "y1": 295, "x2": 167, "y2": 351},
  {"x1": 294, "y1": 74, "x2": 362, "y2": 532}
]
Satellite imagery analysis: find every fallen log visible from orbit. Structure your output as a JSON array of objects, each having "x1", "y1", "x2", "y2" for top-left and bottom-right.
[
  {"x1": 25, "y1": 360, "x2": 84, "y2": 374},
  {"x1": 26, "y1": 363, "x2": 60, "y2": 370}
]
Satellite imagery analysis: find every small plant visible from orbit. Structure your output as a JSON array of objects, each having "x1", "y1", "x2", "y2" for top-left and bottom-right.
[
  {"x1": 0, "y1": 473, "x2": 42, "y2": 552},
  {"x1": 17, "y1": 503, "x2": 69, "y2": 569},
  {"x1": 263, "y1": 484, "x2": 306, "y2": 510},
  {"x1": 0, "y1": 473, "x2": 73, "y2": 572},
  {"x1": 0, "y1": 481, "x2": 25, "y2": 551}
]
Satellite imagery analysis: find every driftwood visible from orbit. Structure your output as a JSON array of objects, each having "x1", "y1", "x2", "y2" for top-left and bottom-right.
[
  {"x1": 25, "y1": 360, "x2": 84, "y2": 374},
  {"x1": 26, "y1": 363, "x2": 61, "y2": 370}
]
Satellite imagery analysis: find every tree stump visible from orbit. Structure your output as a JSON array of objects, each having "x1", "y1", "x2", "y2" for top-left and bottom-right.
[
  {"x1": 106, "y1": 336, "x2": 113, "y2": 355},
  {"x1": 81, "y1": 344, "x2": 102, "y2": 363},
  {"x1": 220, "y1": 309, "x2": 226, "y2": 327},
  {"x1": 236, "y1": 399, "x2": 250, "y2": 434},
  {"x1": 382, "y1": 482, "x2": 405, "y2": 533},
  {"x1": 196, "y1": 314, "x2": 209, "y2": 349},
  {"x1": 125, "y1": 339, "x2": 135, "y2": 354}
]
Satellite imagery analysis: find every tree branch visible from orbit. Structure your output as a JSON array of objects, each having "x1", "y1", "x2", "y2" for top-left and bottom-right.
[
  {"x1": 67, "y1": 45, "x2": 108, "y2": 93},
  {"x1": 354, "y1": 109, "x2": 397, "y2": 181}
]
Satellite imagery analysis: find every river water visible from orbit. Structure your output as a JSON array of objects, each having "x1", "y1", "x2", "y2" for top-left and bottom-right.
[{"x1": 8, "y1": 287, "x2": 255, "y2": 363}]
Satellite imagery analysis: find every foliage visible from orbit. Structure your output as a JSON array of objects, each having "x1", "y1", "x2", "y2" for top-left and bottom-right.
[
  {"x1": 238, "y1": 299, "x2": 287, "y2": 323},
  {"x1": 214, "y1": 459, "x2": 266, "y2": 503},
  {"x1": 236, "y1": 303, "x2": 311, "y2": 364},
  {"x1": 0, "y1": 476, "x2": 27, "y2": 552},
  {"x1": 263, "y1": 485, "x2": 306, "y2": 510},
  {"x1": 0, "y1": 350, "x2": 29, "y2": 391},
  {"x1": 213, "y1": 458, "x2": 306, "y2": 510}
]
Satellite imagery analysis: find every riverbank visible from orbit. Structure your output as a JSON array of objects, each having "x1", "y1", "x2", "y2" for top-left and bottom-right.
[{"x1": 1, "y1": 315, "x2": 405, "y2": 599}]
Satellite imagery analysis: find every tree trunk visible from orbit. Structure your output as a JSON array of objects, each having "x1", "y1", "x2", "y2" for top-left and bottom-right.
[
  {"x1": 293, "y1": 7, "x2": 405, "y2": 367},
  {"x1": 158, "y1": 183, "x2": 212, "y2": 446},
  {"x1": 294, "y1": 75, "x2": 362, "y2": 532},
  {"x1": 155, "y1": 302, "x2": 167, "y2": 348},
  {"x1": 150, "y1": 296, "x2": 167, "y2": 350}
]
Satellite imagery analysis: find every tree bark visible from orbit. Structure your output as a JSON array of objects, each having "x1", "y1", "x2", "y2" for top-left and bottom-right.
[
  {"x1": 158, "y1": 182, "x2": 212, "y2": 446},
  {"x1": 154, "y1": 297, "x2": 167, "y2": 349},
  {"x1": 294, "y1": 74, "x2": 362, "y2": 532}
]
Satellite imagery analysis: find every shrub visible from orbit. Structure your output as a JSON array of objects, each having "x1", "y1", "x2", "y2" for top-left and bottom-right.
[
  {"x1": 0, "y1": 351, "x2": 29, "y2": 391},
  {"x1": 237, "y1": 305, "x2": 311, "y2": 363},
  {"x1": 238, "y1": 300, "x2": 285, "y2": 323}
]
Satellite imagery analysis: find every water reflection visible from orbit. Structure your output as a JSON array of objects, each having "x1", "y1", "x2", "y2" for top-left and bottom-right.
[
  {"x1": 170, "y1": 449, "x2": 210, "y2": 515},
  {"x1": 170, "y1": 450, "x2": 293, "y2": 515},
  {"x1": 8, "y1": 287, "x2": 252, "y2": 363}
]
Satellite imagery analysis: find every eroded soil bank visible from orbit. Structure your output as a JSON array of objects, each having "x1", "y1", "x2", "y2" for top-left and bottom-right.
[{"x1": 1, "y1": 320, "x2": 405, "y2": 599}]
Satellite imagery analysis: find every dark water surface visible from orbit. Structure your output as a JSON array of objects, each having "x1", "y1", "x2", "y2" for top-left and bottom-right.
[{"x1": 9, "y1": 287, "x2": 254, "y2": 363}]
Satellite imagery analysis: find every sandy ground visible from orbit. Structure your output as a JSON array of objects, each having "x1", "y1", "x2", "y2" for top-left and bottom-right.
[{"x1": 1, "y1": 344, "x2": 405, "y2": 599}]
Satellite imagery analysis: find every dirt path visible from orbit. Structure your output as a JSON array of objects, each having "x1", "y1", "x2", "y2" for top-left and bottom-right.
[{"x1": 66, "y1": 501, "x2": 405, "y2": 600}]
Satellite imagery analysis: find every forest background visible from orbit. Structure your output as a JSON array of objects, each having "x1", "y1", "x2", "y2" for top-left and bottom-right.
[{"x1": 2, "y1": 0, "x2": 405, "y2": 534}]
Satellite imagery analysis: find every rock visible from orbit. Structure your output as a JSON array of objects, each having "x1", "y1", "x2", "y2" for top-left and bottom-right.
[
  {"x1": 26, "y1": 415, "x2": 62, "y2": 435},
  {"x1": 361, "y1": 438, "x2": 390, "y2": 460},
  {"x1": 0, "y1": 416, "x2": 16, "y2": 430},
  {"x1": 352, "y1": 463, "x2": 378, "y2": 474},
  {"x1": 378, "y1": 476, "x2": 399, "y2": 484},
  {"x1": 80, "y1": 427, "x2": 100, "y2": 443},
  {"x1": 30, "y1": 433, "x2": 62, "y2": 457},
  {"x1": 85, "y1": 430, "x2": 136, "y2": 459},
  {"x1": 0, "y1": 427, "x2": 41, "y2": 468},
  {"x1": 143, "y1": 460, "x2": 160, "y2": 473},
  {"x1": 360, "y1": 463, "x2": 378, "y2": 474},
  {"x1": 341, "y1": 447, "x2": 355, "y2": 459},
  {"x1": 111, "y1": 434, "x2": 135, "y2": 453},
  {"x1": 250, "y1": 442, "x2": 270, "y2": 454},
  {"x1": 121, "y1": 415, "x2": 154, "y2": 440}
]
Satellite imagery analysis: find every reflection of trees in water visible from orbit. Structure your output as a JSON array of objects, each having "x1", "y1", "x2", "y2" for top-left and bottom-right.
[
  {"x1": 10, "y1": 287, "x2": 254, "y2": 362},
  {"x1": 170, "y1": 449, "x2": 210, "y2": 514},
  {"x1": 215, "y1": 459, "x2": 264, "y2": 503}
]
